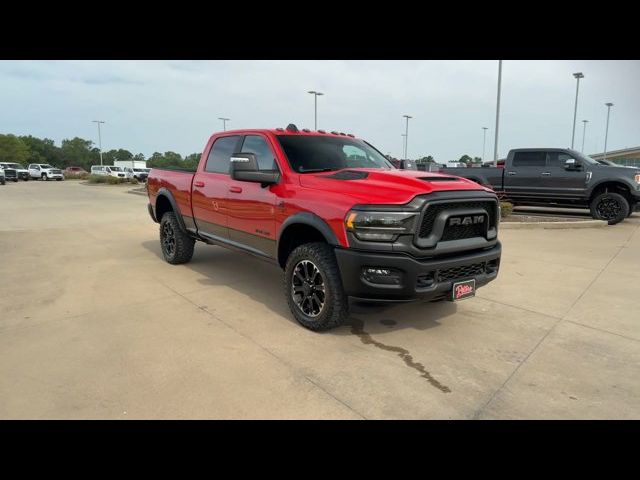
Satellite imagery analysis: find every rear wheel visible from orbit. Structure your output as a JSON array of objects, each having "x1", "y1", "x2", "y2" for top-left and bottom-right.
[
  {"x1": 590, "y1": 192, "x2": 629, "y2": 225},
  {"x1": 159, "y1": 211, "x2": 195, "y2": 265},
  {"x1": 13, "y1": 178, "x2": 18, "y2": 182},
  {"x1": 284, "y1": 242, "x2": 349, "y2": 331}
]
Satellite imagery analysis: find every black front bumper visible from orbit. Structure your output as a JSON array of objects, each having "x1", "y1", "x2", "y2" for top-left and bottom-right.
[{"x1": 334, "y1": 243, "x2": 501, "y2": 302}]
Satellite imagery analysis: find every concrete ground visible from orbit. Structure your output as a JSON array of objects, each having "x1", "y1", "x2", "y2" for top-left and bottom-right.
[{"x1": 1, "y1": 180, "x2": 639, "y2": 419}]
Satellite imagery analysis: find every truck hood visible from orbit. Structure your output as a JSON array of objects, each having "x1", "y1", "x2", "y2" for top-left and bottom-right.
[{"x1": 298, "y1": 168, "x2": 492, "y2": 205}]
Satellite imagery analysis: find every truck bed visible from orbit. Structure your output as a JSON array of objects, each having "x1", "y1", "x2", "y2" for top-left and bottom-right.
[
  {"x1": 438, "y1": 166, "x2": 504, "y2": 191},
  {"x1": 147, "y1": 168, "x2": 195, "y2": 220}
]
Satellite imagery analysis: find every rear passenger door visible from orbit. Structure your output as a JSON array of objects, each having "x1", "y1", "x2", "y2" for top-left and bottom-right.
[
  {"x1": 192, "y1": 135, "x2": 242, "y2": 240},
  {"x1": 226, "y1": 134, "x2": 280, "y2": 258},
  {"x1": 504, "y1": 151, "x2": 547, "y2": 202}
]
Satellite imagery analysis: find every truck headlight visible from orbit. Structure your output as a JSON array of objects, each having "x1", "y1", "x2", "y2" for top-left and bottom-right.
[
  {"x1": 345, "y1": 210, "x2": 418, "y2": 242},
  {"x1": 635, "y1": 173, "x2": 640, "y2": 185}
]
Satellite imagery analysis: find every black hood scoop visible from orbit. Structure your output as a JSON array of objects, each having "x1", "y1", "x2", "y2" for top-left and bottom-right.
[
  {"x1": 420, "y1": 176, "x2": 460, "y2": 182},
  {"x1": 324, "y1": 170, "x2": 369, "y2": 180}
]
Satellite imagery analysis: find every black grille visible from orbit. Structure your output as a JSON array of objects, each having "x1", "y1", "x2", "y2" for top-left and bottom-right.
[
  {"x1": 3, "y1": 168, "x2": 17, "y2": 179},
  {"x1": 441, "y1": 222, "x2": 486, "y2": 241},
  {"x1": 51, "y1": 169, "x2": 62, "y2": 174},
  {"x1": 418, "y1": 201, "x2": 496, "y2": 238},
  {"x1": 438, "y1": 262, "x2": 485, "y2": 281}
]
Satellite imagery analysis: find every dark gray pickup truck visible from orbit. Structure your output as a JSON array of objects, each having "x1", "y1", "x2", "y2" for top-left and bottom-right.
[{"x1": 439, "y1": 148, "x2": 640, "y2": 224}]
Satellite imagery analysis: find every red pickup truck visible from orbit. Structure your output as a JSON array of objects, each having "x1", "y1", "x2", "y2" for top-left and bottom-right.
[{"x1": 147, "y1": 124, "x2": 502, "y2": 330}]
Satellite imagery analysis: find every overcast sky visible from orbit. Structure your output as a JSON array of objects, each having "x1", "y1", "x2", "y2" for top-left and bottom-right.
[{"x1": 0, "y1": 60, "x2": 638, "y2": 161}]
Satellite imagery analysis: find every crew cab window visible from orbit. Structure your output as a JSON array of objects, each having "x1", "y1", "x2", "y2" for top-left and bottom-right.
[
  {"x1": 205, "y1": 136, "x2": 241, "y2": 174},
  {"x1": 512, "y1": 152, "x2": 546, "y2": 167},
  {"x1": 240, "y1": 135, "x2": 277, "y2": 171}
]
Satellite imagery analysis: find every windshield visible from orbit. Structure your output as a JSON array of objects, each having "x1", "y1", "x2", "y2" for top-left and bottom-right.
[
  {"x1": 567, "y1": 150, "x2": 598, "y2": 165},
  {"x1": 109, "y1": 166, "x2": 123, "y2": 172},
  {"x1": 4, "y1": 163, "x2": 23, "y2": 169},
  {"x1": 40, "y1": 164, "x2": 54, "y2": 169},
  {"x1": 276, "y1": 135, "x2": 394, "y2": 173}
]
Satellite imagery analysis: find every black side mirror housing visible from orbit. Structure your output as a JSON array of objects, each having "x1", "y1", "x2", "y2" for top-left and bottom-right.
[
  {"x1": 564, "y1": 158, "x2": 582, "y2": 171},
  {"x1": 230, "y1": 153, "x2": 280, "y2": 186}
]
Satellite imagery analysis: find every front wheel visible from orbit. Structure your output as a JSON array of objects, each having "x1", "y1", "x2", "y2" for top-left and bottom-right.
[
  {"x1": 159, "y1": 211, "x2": 195, "y2": 265},
  {"x1": 41, "y1": 174, "x2": 48, "y2": 181},
  {"x1": 590, "y1": 192, "x2": 629, "y2": 225},
  {"x1": 284, "y1": 242, "x2": 349, "y2": 331}
]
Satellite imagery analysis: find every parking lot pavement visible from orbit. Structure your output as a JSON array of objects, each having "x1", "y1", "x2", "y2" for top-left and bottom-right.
[{"x1": 1, "y1": 180, "x2": 639, "y2": 419}]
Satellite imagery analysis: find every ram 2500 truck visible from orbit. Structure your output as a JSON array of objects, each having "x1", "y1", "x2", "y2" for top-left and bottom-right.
[
  {"x1": 147, "y1": 125, "x2": 502, "y2": 330},
  {"x1": 439, "y1": 148, "x2": 640, "y2": 225}
]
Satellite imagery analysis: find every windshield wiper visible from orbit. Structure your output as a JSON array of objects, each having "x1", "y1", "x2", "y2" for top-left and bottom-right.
[{"x1": 299, "y1": 168, "x2": 338, "y2": 173}]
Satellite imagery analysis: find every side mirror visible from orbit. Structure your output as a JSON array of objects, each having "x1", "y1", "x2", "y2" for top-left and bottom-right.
[
  {"x1": 564, "y1": 158, "x2": 581, "y2": 171},
  {"x1": 230, "y1": 153, "x2": 280, "y2": 186}
]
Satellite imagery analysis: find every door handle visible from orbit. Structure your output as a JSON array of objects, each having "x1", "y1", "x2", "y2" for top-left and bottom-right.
[
  {"x1": 541, "y1": 172, "x2": 551, "y2": 176},
  {"x1": 193, "y1": 181, "x2": 205, "y2": 188},
  {"x1": 507, "y1": 171, "x2": 517, "y2": 176},
  {"x1": 229, "y1": 186, "x2": 243, "y2": 193}
]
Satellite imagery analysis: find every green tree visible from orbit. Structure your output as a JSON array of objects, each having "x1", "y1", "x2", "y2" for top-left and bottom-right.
[
  {"x1": 0, "y1": 134, "x2": 30, "y2": 164},
  {"x1": 61, "y1": 137, "x2": 97, "y2": 170},
  {"x1": 458, "y1": 154, "x2": 473, "y2": 166},
  {"x1": 19, "y1": 135, "x2": 62, "y2": 166}
]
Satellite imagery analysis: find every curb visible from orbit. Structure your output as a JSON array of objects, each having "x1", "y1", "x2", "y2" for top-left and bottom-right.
[{"x1": 500, "y1": 219, "x2": 607, "y2": 229}]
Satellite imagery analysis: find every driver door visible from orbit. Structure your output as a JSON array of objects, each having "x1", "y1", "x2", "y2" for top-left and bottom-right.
[{"x1": 542, "y1": 151, "x2": 589, "y2": 201}]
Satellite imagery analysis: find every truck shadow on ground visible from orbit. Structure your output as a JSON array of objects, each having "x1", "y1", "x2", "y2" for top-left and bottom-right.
[{"x1": 142, "y1": 240, "x2": 458, "y2": 336}]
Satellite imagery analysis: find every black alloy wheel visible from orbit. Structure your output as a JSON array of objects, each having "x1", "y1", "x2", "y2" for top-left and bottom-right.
[
  {"x1": 291, "y1": 260, "x2": 326, "y2": 317},
  {"x1": 161, "y1": 220, "x2": 176, "y2": 258}
]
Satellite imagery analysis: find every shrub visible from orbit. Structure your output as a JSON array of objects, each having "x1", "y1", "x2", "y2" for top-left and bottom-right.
[
  {"x1": 130, "y1": 178, "x2": 139, "y2": 185},
  {"x1": 500, "y1": 201, "x2": 514, "y2": 218},
  {"x1": 88, "y1": 174, "x2": 108, "y2": 183}
]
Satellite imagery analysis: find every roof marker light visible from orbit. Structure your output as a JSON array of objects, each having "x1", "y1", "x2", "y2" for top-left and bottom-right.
[
  {"x1": 286, "y1": 124, "x2": 299, "y2": 132},
  {"x1": 318, "y1": 129, "x2": 326, "y2": 134}
]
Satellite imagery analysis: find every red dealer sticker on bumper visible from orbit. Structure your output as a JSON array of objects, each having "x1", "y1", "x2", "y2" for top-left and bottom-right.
[{"x1": 452, "y1": 279, "x2": 476, "y2": 301}]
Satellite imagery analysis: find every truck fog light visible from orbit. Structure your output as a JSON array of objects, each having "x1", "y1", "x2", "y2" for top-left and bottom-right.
[{"x1": 362, "y1": 267, "x2": 402, "y2": 285}]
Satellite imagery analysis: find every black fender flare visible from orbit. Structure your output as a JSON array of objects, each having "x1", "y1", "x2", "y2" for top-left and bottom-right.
[
  {"x1": 155, "y1": 187, "x2": 188, "y2": 233},
  {"x1": 277, "y1": 212, "x2": 340, "y2": 266},
  {"x1": 586, "y1": 180, "x2": 635, "y2": 201}
]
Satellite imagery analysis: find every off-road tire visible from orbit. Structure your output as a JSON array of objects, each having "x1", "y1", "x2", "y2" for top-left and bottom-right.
[
  {"x1": 284, "y1": 242, "x2": 349, "y2": 331},
  {"x1": 590, "y1": 192, "x2": 629, "y2": 225},
  {"x1": 13, "y1": 178, "x2": 18, "y2": 182},
  {"x1": 159, "y1": 211, "x2": 195, "y2": 265},
  {"x1": 1, "y1": 178, "x2": 5, "y2": 185}
]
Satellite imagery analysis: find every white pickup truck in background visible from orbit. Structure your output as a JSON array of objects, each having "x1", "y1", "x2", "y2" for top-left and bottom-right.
[{"x1": 28, "y1": 164, "x2": 64, "y2": 181}]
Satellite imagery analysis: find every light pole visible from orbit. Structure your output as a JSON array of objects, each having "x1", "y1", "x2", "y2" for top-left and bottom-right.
[
  {"x1": 218, "y1": 117, "x2": 230, "y2": 131},
  {"x1": 571, "y1": 72, "x2": 584, "y2": 149},
  {"x1": 92, "y1": 120, "x2": 105, "y2": 166},
  {"x1": 581, "y1": 120, "x2": 589, "y2": 153},
  {"x1": 482, "y1": 127, "x2": 488, "y2": 163},
  {"x1": 493, "y1": 60, "x2": 502, "y2": 166},
  {"x1": 402, "y1": 115, "x2": 412, "y2": 159},
  {"x1": 308, "y1": 91, "x2": 324, "y2": 130},
  {"x1": 603, "y1": 103, "x2": 614, "y2": 160},
  {"x1": 401, "y1": 134, "x2": 407, "y2": 160}
]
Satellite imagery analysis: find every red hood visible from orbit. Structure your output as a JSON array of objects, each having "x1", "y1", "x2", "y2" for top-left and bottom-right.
[{"x1": 298, "y1": 168, "x2": 492, "y2": 205}]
